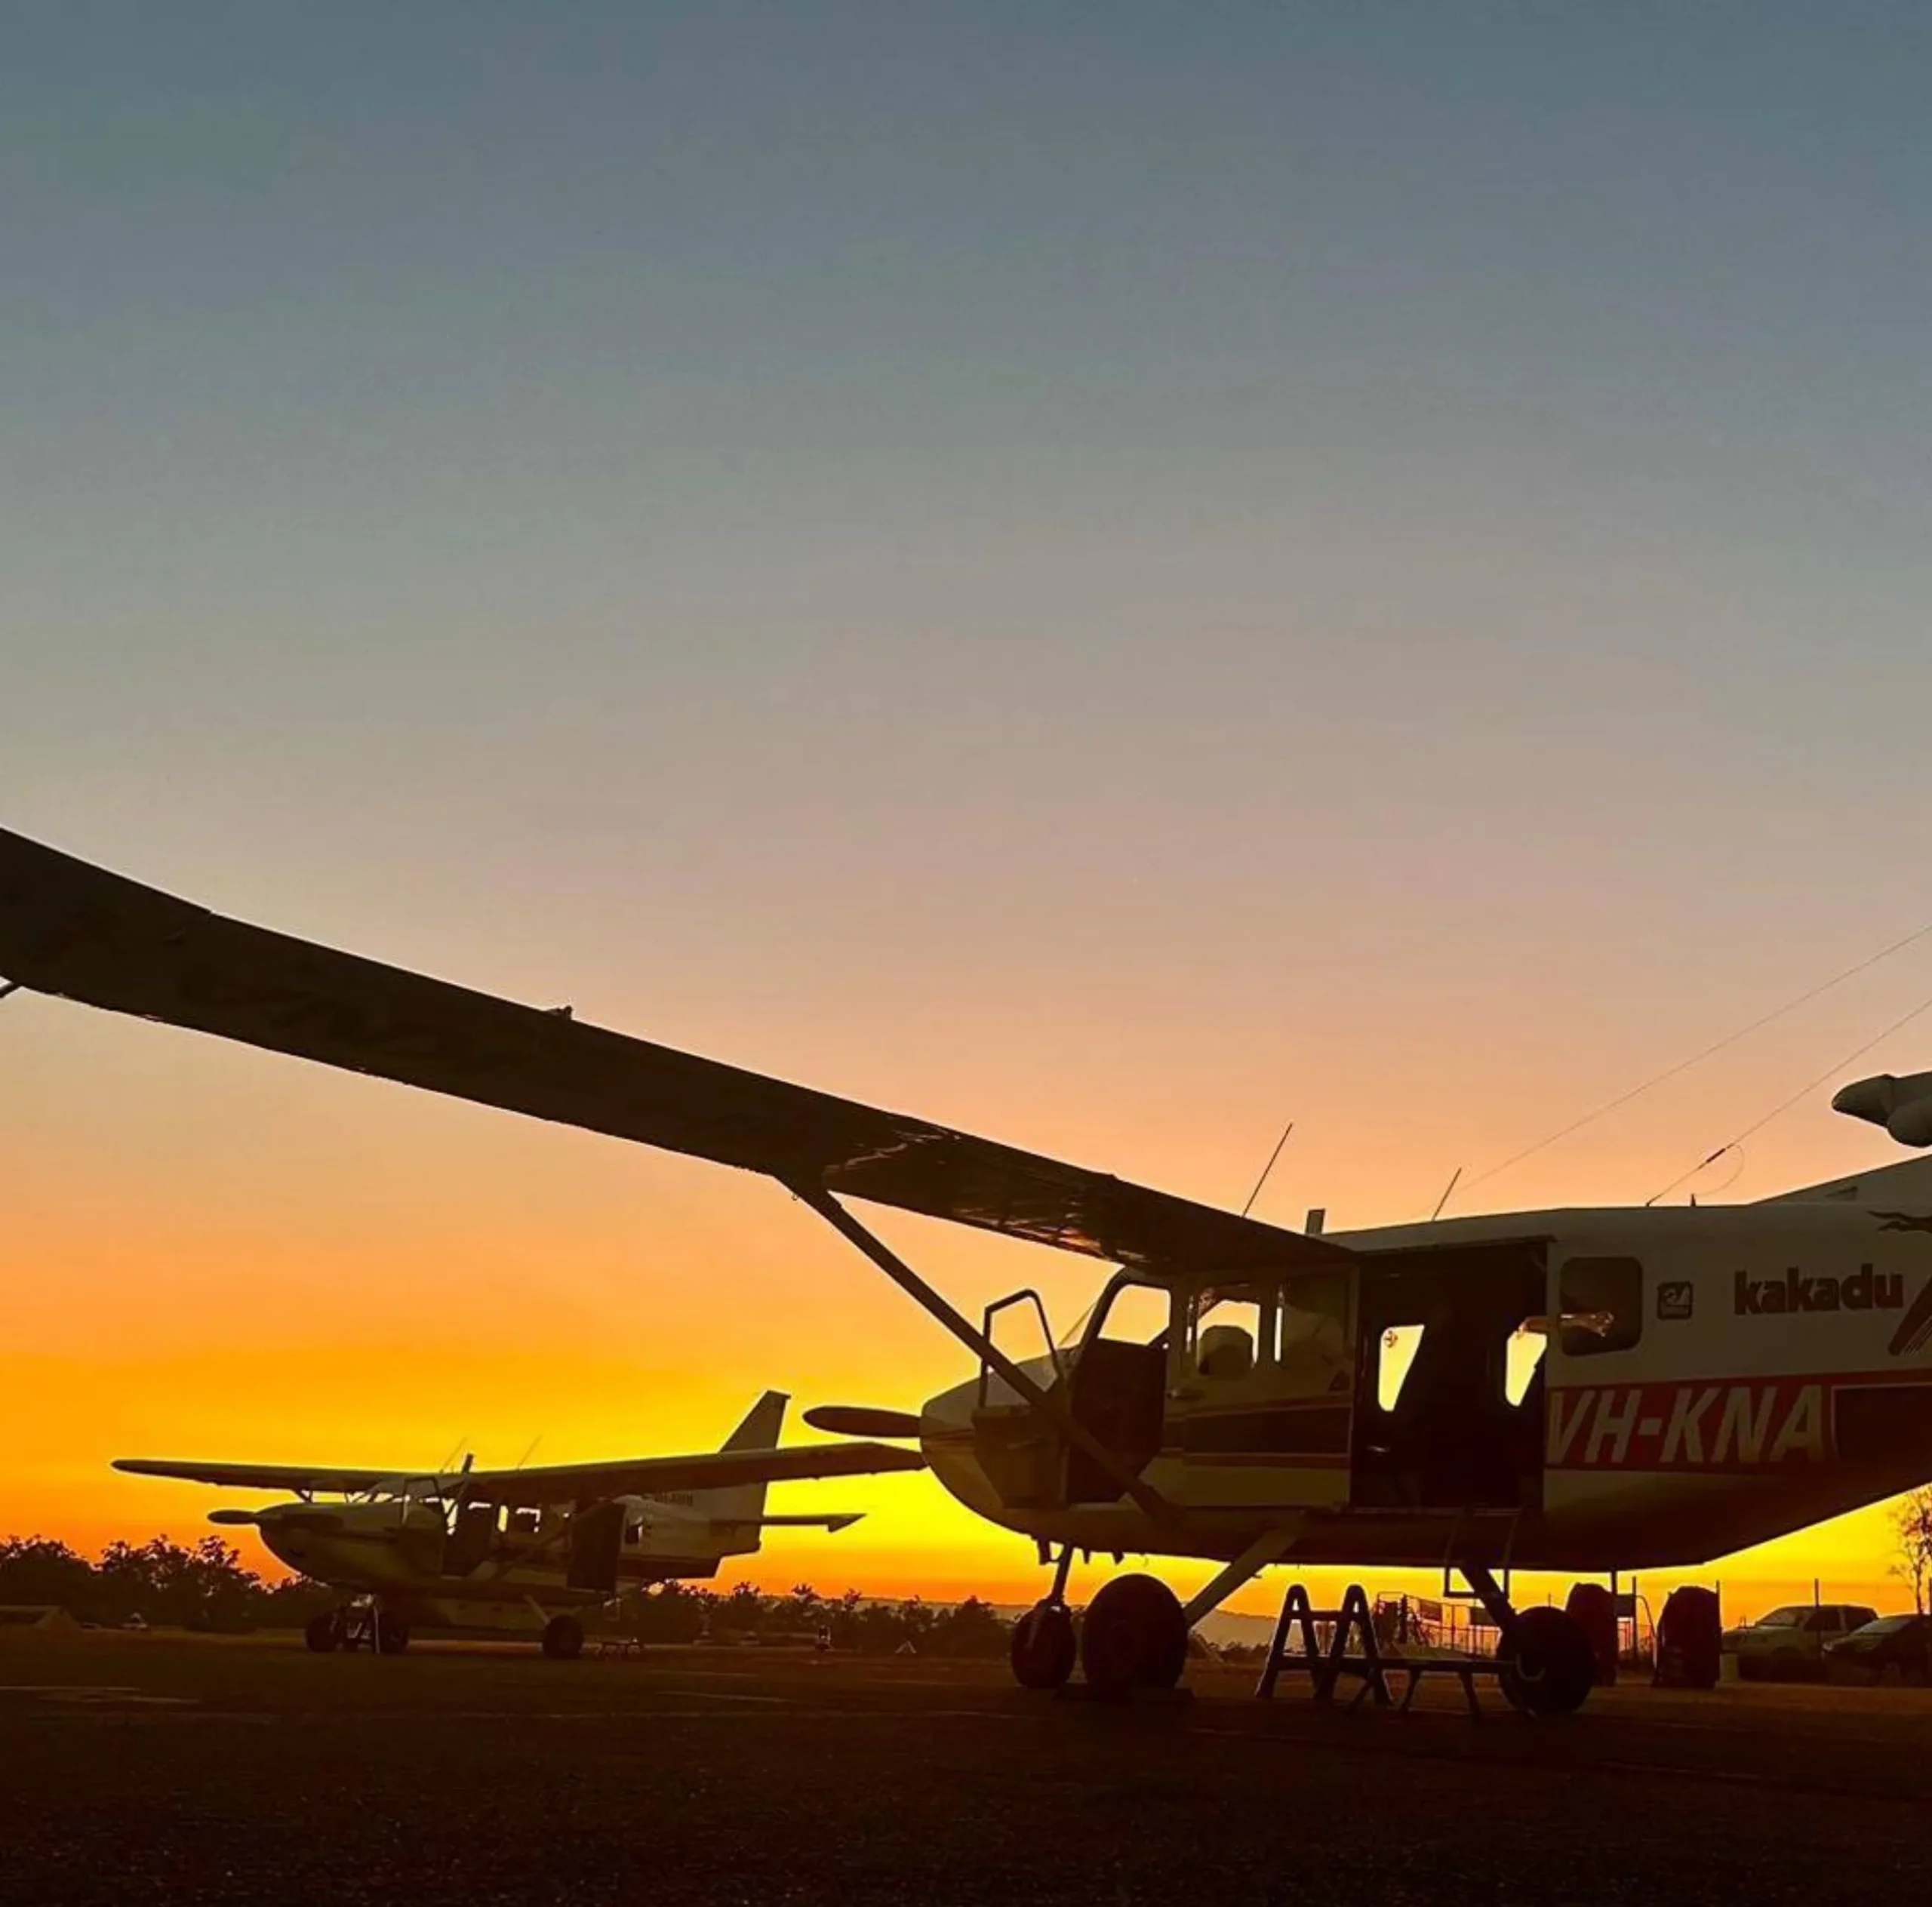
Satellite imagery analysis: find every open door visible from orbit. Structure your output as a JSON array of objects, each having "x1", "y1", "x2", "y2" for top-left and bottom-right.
[{"x1": 1349, "y1": 1240, "x2": 1547, "y2": 1512}]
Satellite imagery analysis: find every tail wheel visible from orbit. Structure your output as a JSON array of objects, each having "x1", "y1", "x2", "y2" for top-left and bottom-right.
[
  {"x1": 1498, "y1": 1607, "x2": 1595, "y2": 1717},
  {"x1": 1010, "y1": 1604, "x2": 1076, "y2": 1690},
  {"x1": 304, "y1": 1610, "x2": 341, "y2": 1655},
  {"x1": 542, "y1": 1614, "x2": 586, "y2": 1661},
  {"x1": 1079, "y1": 1574, "x2": 1188, "y2": 1698},
  {"x1": 375, "y1": 1616, "x2": 411, "y2": 1656}
]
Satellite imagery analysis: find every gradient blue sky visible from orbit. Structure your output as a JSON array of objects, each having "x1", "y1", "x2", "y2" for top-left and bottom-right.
[{"x1": 5, "y1": 4, "x2": 1932, "y2": 1600}]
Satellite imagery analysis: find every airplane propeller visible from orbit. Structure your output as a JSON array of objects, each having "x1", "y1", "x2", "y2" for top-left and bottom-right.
[
  {"x1": 207, "y1": 1509, "x2": 260, "y2": 1527},
  {"x1": 803, "y1": 1405, "x2": 923, "y2": 1441}
]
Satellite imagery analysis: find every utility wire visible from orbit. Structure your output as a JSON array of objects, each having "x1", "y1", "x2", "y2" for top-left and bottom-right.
[
  {"x1": 1644, "y1": 986, "x2": 1932, "y2": 1207},
  {"x1": 1462, "y1": 917, "x2": 1932, "y2": 1200}
]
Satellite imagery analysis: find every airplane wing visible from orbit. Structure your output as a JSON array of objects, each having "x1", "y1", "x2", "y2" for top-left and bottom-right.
[
  {"x1": 114, "y1": 1459, "x2": 405, "y2": 1494},
  {"x1": 115, "y1": 1443, "x2": 924, "y2": 1503},
  {"x1": 461, "y1": 1441, "x2": 926, "y2": 1507},
  {"x1": 0, "y1": 829, "x2": 1351, "y2": 1274}
]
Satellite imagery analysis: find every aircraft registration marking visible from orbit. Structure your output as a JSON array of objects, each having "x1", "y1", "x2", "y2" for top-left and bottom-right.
[{"x1": 1544, "y1": 1373, "x2": 1932, "y2": 1470}]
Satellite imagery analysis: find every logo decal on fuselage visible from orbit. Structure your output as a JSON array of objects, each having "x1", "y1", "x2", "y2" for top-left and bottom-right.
[{"x1": 1732, "y1": 1266, "x2": 1902, "y2": 1317}]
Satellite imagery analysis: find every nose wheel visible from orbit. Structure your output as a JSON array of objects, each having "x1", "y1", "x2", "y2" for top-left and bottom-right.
[{"x1": 1011, "y1": 1603, "x2": 1077, "y2": 1688}]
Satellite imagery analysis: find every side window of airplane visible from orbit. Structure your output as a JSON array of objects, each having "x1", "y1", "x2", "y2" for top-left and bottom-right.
[{"x1": 1558, "y1": 1257, "x2": 1644, "y2": 1356}]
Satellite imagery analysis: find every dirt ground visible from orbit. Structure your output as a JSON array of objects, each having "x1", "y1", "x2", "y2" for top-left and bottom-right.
[{"x1": 4, "y1": 1631, "x2": 1930, "y2": 1905}]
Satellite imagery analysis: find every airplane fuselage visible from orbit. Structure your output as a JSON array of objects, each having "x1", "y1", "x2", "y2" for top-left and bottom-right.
[
  {"x1": 917, "y1": 1201, "x2": 1932, "y2": 1575},
  {"x1": 255, "y1": 1494, "x2": 741, "y2": 1630}
]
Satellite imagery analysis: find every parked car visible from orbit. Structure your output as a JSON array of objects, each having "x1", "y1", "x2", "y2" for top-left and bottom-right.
[
  {"x1": 1720, "y1": 1602, "x2": 1878, "y2": 1681},
  {"x1": 1823, "y1": 1614, "x2": 1932, "y2": 1686}
]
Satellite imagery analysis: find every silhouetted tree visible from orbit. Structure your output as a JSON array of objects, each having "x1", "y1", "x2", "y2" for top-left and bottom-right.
[
  {"x1": 1894, "y1": 1487, "x2": 1932, "y2": 1613},
  {"x1": 0, "y1": 1537, "x2": 96, "y2": 1611}
]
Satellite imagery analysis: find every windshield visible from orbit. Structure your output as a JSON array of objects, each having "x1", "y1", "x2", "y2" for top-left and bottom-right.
[
  {"x1": 1754, "y1": 1607, "x2": 1808, "y2": 1629},
  {"x1": 1854, "y1": 1616, "x2": 1915, "y2": 1635}
]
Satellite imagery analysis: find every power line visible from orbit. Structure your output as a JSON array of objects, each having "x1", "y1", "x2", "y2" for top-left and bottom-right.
[
  {"x1": 1462, "y1": 916, "x2": 1932, "y2": 1199},
  {"x1": 1644, "y1": 986, "x2": 1932, "y2": 1207}
]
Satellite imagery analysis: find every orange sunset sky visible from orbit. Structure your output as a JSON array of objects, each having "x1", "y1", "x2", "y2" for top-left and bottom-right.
[{"x1": 7, "y1": 8, "x2": 1932, "y2": 1629}]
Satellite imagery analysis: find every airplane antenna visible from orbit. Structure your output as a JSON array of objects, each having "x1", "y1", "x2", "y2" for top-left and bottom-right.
[
  {"x1": 1645, "y1": 984, "x2": 1932, "y2": 1205},
  {"x1": 512, "y1": 1436, "x2": 543, "y2": 1472},
  {"x1": 1240, "y1": 1121, "x2": 1294, "y2": 1219},
  {"x1": 1431, "y1": 1166, "x2": 1463, "y2": 1222}
]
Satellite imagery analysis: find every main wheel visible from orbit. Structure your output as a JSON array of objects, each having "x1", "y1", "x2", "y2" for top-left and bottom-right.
[
  {"x1": 1498, "y1": 1606, "x2": 1595, "y2": 1716},
  {"x1": 375, "y1": 1615, "x2": 411, "y2": 1656},
  {"x1": 542, "y1": 1614, "x2": 586, "y2": 1661},
  {"x1": 1079, "y1": 1575, "x2": 1188, "y2": 1698},
  {"x1": 304, "y1": 1609, "x2": 341, "y2": 1654},
  {"x1": 1010, "y1": 1603, "x2": 1077, "y2": 1690}
]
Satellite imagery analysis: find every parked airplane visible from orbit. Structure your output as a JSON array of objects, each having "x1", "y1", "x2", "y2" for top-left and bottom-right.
[
  {"x1": 8, "y1": 826, "x2": 1932, "y2": 1712},
  {"x1": 117, "y1": 1391, "x2": 921, "y2": 1656}
]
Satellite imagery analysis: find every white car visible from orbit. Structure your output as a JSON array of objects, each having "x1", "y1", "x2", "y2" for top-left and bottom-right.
[{"x1": 1721, "y1": 1603, "x2": 1877, "y2": 1681}]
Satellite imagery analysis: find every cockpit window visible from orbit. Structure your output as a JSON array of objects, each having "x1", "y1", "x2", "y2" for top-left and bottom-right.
[
  {"x1": 1558, "y1": 1257, "x2": 1644, "y2": 1356},
  {"x1": 1086, "y1": 1277, "x2": 1173, "y2": 1348}
]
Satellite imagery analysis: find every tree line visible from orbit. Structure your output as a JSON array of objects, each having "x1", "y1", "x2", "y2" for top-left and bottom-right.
[
  {"x1": 0, "y1": 1536, "x2": 334, "y2": 1632},
  {"x1": 629, "y1": 1580, "x2": 1014, "y2": 1656},
  {"x1": 0, "y1": 1533, "x2": 1014, "y2": 1654}
]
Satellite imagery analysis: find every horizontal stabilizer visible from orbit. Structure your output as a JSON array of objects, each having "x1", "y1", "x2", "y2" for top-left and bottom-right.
[
  {"x1": 715, "y1": 1513, "x2": 864, "y2": 1533},
  {"x1": 804, "y1": 1405, "x2": 921, "y2": 1440}
]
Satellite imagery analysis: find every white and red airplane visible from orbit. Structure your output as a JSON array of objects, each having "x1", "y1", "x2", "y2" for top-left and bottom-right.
[{"x1": 6, "y1": 826, "x2": 1932, "y2": 1713}]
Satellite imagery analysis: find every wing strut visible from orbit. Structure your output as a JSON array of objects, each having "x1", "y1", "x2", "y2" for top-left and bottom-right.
[{"x1": 787, "y1": 1182, "x2": 1176, "y2": 1527}]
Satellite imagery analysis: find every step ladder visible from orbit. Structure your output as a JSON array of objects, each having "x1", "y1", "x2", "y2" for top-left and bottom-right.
[{"x1": 1255, "y1": 1579, "x2": 1501, "y2": 1718}]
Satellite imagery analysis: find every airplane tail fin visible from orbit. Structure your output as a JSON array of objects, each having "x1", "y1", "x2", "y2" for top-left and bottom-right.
[{"x1": 697, "y1": 1392, "x2": 788, "y2": 1554}]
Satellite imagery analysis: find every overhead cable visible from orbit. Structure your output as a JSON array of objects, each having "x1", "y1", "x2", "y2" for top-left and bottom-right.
[
  {"x1": 1461, "y1": 915, "x2": 1932, "y2": 1201},
  {"x1": 1644, "y1": 985, "x2": 1932, "y2": 1207}
]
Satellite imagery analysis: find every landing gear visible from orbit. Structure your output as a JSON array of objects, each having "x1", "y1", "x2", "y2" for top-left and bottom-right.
[
  {"x1": 542, "y1": 1614, "x2": 586, "y2": 1660},
  {"x1": 1011, "y1": 1604, "x2": 1076, "y2": 1689},
  {"x1": 1010, "y1": 1544, "x2": 1078, "y2": 1691},
  {"x1": 1497, "y1": 1606, "x2": 1595, "y2": 1715},
  {"x1": 1079, "y1": 1574, "x2": 1189, "y2": 1697},
  {"x1": 306, "y1": 1603, "x2": 411, "y2": 1656}
]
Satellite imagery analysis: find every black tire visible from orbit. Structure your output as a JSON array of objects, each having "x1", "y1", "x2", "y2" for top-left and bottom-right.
[
  {"x1": 542, "y1": 1614, "x2": 586, "y2": 1661},
  {"x1": 1767, "y1": 1650, "x2": 1803, "y2": 1684},
  {"x1": 1878, "y1": 1660, "x2": 1905, "y2": 1687},
  {"x1": 1498, "y1": 1607, "x2": 1595, "y2": 1717},
  {"x1": 1010, "y1": 1604, "x2": 1077, "y2": 1690},
  {"x1": 304, "y1": 1610, "x2": 340, "y2": 1655},
  {"x1": 375, "y1": 1616, "x2": 411, "y2": 1656},
  {"x1": 1079, "y1": 1575, "x2": 1188, "y2": 1697}
]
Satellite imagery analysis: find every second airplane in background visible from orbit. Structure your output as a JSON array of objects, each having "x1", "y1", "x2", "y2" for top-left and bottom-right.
[{"x1": 118, "y1": 1390, "x2": 921, "y2": 1657}]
